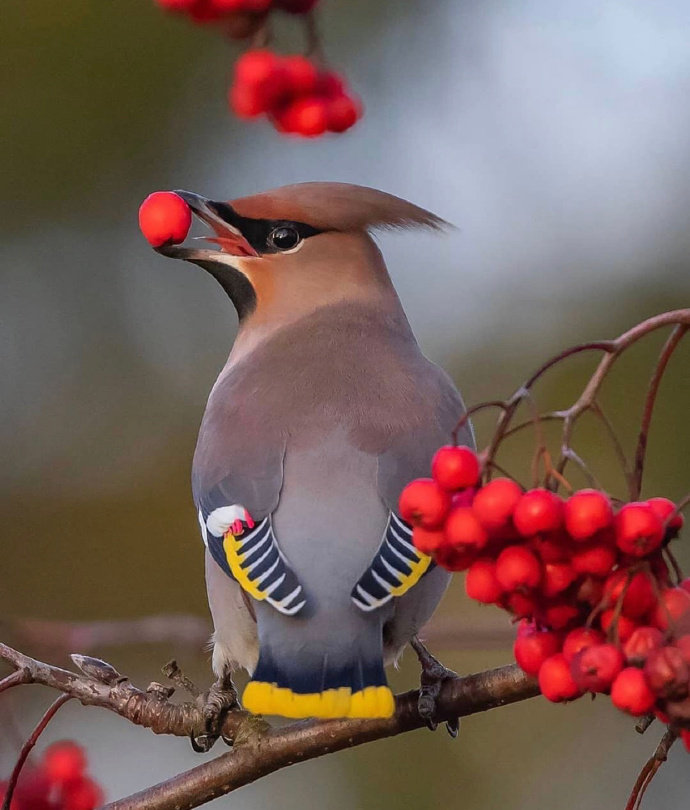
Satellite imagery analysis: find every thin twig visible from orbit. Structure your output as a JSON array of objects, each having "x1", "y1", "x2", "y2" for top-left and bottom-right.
[
  {"x1": 631, "y1": 325, "x2": 688, "y2": 500},
  {"x1": 624, "y1": 728, "x2": 678, "y2": 810},
  {"x1": 1, "y1": 694, "x2": 71, "y2": 810}
]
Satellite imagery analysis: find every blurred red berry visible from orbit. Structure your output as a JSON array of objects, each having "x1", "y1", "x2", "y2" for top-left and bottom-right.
[
  {"x1": 675, "y1": 634, "x2": 690, "y2": 665},
  {"x1": 623, "y1": 626, "x2": 664, "y2": 666},
  {"x1": 62, "y1": 776, "x2": 105, "y2": 810},
  {"x1": 562, "y1": 627, "x2": 605, "y2": 663},
  {"x1": 571, "y1": 541, "x2": 617, "y2": 577},
  {"x1": 571, "y1": 643, "x2": 624, "y2": 693},
  {"x1": 541, "y1": 561, "x2": 576, "y2": 598},
  {"x1": 399, "y1": 479, "x2": 451, "y2": 529},
  {"x1": 650, "y1": 587, "x2": 690, "y2": 633},
  {"x1": 495, "y1": 546, "x2": 541, "y2": 591},
  {"x1": 681, "y1": 578, "x2": 690, "y2": 595},
  {"x1": 229, "y1": 83, "x2": 266, "y2": 118},
  {"x1": 445, "y1": 506, "x2": 489, "y2": 551},
  {"x1": 564, "y1": 489, "x2": 614, "y2": 541},
  {"x1": 282, "y1": 55, "x2": 319, "y2": 95},
  {"x1": 513, "y1": 489, "x2": 564, "y2": 537},
  {"x1": 43, "y1": 741, "x2": 87, "y2": 785},
  {"x1": 234, "y1": 49, "x2": 287, "y2": 111},
  {"x1": 538, "y1": 654, "x2": 582, "y2": 702},
  {"x1": 615, "y1": 502, "x2": 664, "y2": 557},
  {"x1": 644, "y1": 646, "x2": 689, "y2": 700},
  {"x1": 465, "y1": 558, "x2": 503, "y2": 603},
  {"x1": 326, "y1": 94, "x2": 360, "y2": 133},
  {"x1": 431, "y1": 445, "x2": 480, "y2": 492},
  {"x1": 647, "y1": 496, "x2": 684, "y2": 533},
  {"x1": 610, "y1": 667, "x2": 656, "y2": 715},
  {"x1": 514, "y1": 626, "x2": 562, "y2": 676},
  {"x1": 682, "y1": 729, "x2": 690, "y2": 753},
  {"x1": 473, "y1": 478, "x2": 523, "y2": 533},
  {"x1": 138, "y1": 192, "x2": 191, "y2": 248},
  {"x1": 315, "y1": 70, "x2": 345, "y2": 98},
  {"x1": 411, "y1": 526, "x2": 445, "y2": 555},
  {"x1": 603, "y1": 570, "x2": 656, "y2": 620}
]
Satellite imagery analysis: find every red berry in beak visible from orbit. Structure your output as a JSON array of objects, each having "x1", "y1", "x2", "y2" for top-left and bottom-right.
[{"x1": 139, "y1": 192, "x2": 192, "y2": 247}]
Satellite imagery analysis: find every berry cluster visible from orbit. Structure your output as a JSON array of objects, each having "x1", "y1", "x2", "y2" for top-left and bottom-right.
[
  {"x1": 0, "y1": 741, "x2": 103, "y2": 810},
  {"x1": 153, "y1": 0, "x2": 361, "y2": 136},
  {"x1": 231, "y1": 50, "x2": 361, "y2": 136},
  {"x1": 400, "y1": 446, "x2": 690, "y2": 747}
]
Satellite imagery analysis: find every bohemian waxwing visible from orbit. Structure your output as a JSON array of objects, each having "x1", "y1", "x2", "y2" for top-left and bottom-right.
[{"x1": 155, "y1": 182, "x2": 473, "y2": 725}]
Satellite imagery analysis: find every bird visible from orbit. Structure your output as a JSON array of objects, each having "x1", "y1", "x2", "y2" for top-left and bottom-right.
[{"x1": 155, "y1": 182, "x2": 472, "y2": 731}]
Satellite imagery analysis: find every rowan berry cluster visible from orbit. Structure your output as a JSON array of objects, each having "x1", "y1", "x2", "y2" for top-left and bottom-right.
[
  {"x1": 153, "y1": 0, "x2": 362, "y2": 136},
  {"x1": 231, "y1": 50, "x2": 361, "y2": 136},
  {"x1": 0, "y1": 741, "x2": 103, "y2": 810},
  {"x1": 400, "y1": 445, "x2": 690, "y2": 748}
]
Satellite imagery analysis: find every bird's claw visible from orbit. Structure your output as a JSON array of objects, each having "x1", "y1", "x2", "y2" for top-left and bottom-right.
[
  {"x1": 190, "y1": 670, "x2": 241, "y2": 753},
  {"x1": 411, "y1": 635, "x2": 461, "y2": 738}
]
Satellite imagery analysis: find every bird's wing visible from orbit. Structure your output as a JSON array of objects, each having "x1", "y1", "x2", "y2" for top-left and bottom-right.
[
  {"x1": 352, "y1": 360, "x2": 472, "y2": 612},
  {"x1": 193, "y1": 377, "x2": 307, "y2": 617}
]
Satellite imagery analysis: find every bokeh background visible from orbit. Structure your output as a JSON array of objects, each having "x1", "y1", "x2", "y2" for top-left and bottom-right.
[{"x1": 2, "y1": 0, "x2": 690, "y2": 806}]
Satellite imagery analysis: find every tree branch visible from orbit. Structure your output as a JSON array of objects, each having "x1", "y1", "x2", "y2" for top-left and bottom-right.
[{"x1": 103, "y1": 664, "x2": 537, "y2": 810}]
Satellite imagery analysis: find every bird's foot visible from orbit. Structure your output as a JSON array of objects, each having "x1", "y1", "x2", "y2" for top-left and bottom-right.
[
  {"x1": 410, "y1": 635, "x2": 460, "y2": 738},
  {"x1": 191, "y1": 669, "x2": 241, "y2": 753}
]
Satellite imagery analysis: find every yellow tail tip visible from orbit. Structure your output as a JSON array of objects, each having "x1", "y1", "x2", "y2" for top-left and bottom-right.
[{"x1": 243, "y1": 682, "x2": 395, "y2": 719}]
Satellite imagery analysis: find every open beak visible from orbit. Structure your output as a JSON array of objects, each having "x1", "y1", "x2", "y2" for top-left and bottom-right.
[{"x1": 155, "y1": 190, "x2": 258, "y2": 263}]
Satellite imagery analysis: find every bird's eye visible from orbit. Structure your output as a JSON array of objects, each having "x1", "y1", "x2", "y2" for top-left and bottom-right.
[{"x1": 268, "y1": 226, "x2": 301, "y2": 252}]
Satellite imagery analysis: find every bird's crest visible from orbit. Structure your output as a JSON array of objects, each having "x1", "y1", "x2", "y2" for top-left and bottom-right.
[{"x1": 230, "y1": 182, "x2": 449, "y2": 233}]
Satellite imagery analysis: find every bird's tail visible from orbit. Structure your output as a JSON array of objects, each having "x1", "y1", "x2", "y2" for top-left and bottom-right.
[{"x1": 242, "y1": 644, "x2": 395, "y2": 719}]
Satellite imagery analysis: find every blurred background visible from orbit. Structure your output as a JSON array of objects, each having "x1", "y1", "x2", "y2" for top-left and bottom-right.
[{"x1": 2, "y1": 0, "x2": 690, "y2": 806}]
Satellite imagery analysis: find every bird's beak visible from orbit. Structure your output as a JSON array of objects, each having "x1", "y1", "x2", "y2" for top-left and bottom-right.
[{"x1": 155, "y1": 190, "x2": 258, "y2": 263}]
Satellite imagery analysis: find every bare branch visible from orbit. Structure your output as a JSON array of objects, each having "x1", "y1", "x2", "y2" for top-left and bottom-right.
[{"x1": 103, "y1": 664, "x2": 538, "y2": 810}]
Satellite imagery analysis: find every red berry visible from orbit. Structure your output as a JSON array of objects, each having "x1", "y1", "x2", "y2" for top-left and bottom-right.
[
  {"x1": 603, "y1": 570, "x2": 656, "y2": 620},
  {"x1": 513, "y1": 489, "x2": 564, "y2": 537},
  {"x1": 647, "y1": 496, "x2": 684, "y2": 533},
  {"x1": 411, "y1": 526, "x2": 445, "y2": 555},
  {"x1": 42, "y1": 741, "x2": 87, "y2": 785},
  {"x1": 674, "y1": 634, "x2": 690, "y2": 665},
  {"x1": 564, "y1": 489, "x2": 614, "y2": 541},
  {"x1": 528, "y1": 532, "x2": 569, "y2": 563},
  {"x1": 399, "y1": 479, "x2": 451, "y2": 529},
  {"x1": 541, "y1": 561, "x2": 576, "y2": 598},
  {"x1": 623, "y1": 626, "x2": 665, "y2": 666},
  {"x1": 610, "y1": 667, "x2": 656, "y2": 715},
  {"x1": 326, "y1": 94, "x2": 360, "y2": 133},
  {"x1": 465, "y1": 559, "x2": 503, "y2": 603},
  {"x1": 234, "y1": 50, "x2": 287, "y2": 111},
  {"x1": 138, "y1": 192, "x2": 191, "y2": 248},
  {"x1": 315, "y1": 70, "x2": 345, "y2": 98},
  {"x1": 571, "y1": 542, "x2": 617, "y2": 577},
  {"x1": 681, "y1": 578, "x2": 690, "y2": 595},
  {"x1": 562, "y1": 627, "x2": 606, "y2": 663},
  {"x1": 615, "y1": 502, "x2": 664, "y2": 557},
  {"x1": 286, "y1": 97, "x2": 329, "y2": 137},
  {"x1": 434, "y1": 542, "x2": 477, "y2": 572},
  {"x1": 282, "y1": 55, "x2": 319, "y2": 96},
  {"x1": 600, "y1": 609, "x2": 637, "y2": 643},
  {"x1": 445, "y1": 506, "x2": 489, "y2": 551},
  {"x1": 62, "y1": 776, "x2": 105, "y2": 810},
  {"x1": 538, "y1": 654, "x2": 582, "y2": 702},
  {"x1": 431, "y1": 445, "x2": 480, "y2": 492},
  {"x1": 503, "y1": 591, "x2": 540, "y2": 619},
  {"x1": 514, "y1": 626, "x2": 562, "y2": 676},
  {"x1": 229, "y1": 83, "x2": 266, "y2": 118},
  {"x1": 543, "y1": 602, "x2": 581, "y2": 631},
  {"x1": 644, "y1": 646, "x2": 689, "y2": 700},
  {"x1": 650, "y1": 587, "x2": 690, "y2": 633},
  {"x1": 571, "y1": 643, "x2": 624, "y2": 692},
  {"x1": 495, "y1": 546, "x2": 542, "y2": 591},
  {"x1": 473, "y1": 478, "x2": 523, "y2": 533}
]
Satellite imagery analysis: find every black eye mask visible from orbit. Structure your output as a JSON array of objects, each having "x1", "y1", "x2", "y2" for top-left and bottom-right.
[{"x1": 207, "y1": 201, "x2": 322, "y2": 255}]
